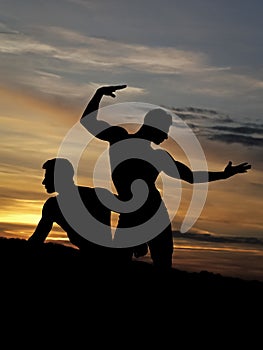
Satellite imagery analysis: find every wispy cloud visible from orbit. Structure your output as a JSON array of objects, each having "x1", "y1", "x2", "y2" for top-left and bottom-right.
[
  {"x1": 0, "y1": 26, "x2": 207, "y2": 74},
  {"x1": 0, "y1": 26, "x2": 233, "y2": 82},
  {"x1": 173, "y1": 230, "x2": 263, "y2": 247},
  {"x1": 0, "y1": 21, "x2": 19, "y2": 35},
  {"x1": 1, "y1": 24, "x2": 262, "y2": 116},
  {"x1": 24, "y1": 26, "x2": 232, "y2": 75}
]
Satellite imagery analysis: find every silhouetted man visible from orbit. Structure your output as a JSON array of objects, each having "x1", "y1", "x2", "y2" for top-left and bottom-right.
[
  {"x1": 27, "y1": 157, "x2": 121, "y2": 267},
  {"x1": 80, "y1": 84, "x2": 251, "y2": 270}
]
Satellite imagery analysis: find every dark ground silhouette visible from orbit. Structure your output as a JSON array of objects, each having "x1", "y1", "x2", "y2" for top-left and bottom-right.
[
  {"x1": 1, "y1": 237, "x2": 262, "y2": 297},
  {"x1": 1, "y1": 235, "x2": 262, "y2": 336},
  {"x1": 1, "y1": 235, "x2": 261, "y2": 346}
]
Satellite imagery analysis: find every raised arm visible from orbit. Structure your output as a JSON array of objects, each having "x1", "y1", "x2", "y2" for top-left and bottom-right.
[{"x1": 80, "y1": 85, "x2": 127, "y2": 141}]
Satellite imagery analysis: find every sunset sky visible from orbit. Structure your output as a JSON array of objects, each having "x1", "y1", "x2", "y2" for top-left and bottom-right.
[{"x1": 0, "y1": 0, "x2": 262, "y2": 249}]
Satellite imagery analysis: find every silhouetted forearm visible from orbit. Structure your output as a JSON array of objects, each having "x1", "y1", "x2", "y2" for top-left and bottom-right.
[
  {"x1": 165, "y1": 156, "x2": 250, "y2": 183},
  {"x1": 192, "y1": 161, "x2": 251, "y2": 183},
  {"x1": 80, "y1": 89, "x2": 112, "y2": 139},
  {"x1": 192, "y1": 171, "x2": 229, "y2": 183},
  {"x1": 80, "y1": 90, "x2": 103, "y2": 121},
  {"x1": 28, "y1": 218, "x2": 52, "y2": 243}
]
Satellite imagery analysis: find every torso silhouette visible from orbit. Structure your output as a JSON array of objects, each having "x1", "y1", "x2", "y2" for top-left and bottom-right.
[
  {"x1": 98, "y1": 127, "x2": 170, "y2": 230},
  {"x1": 43, "y1": 186, "x2": 113, "y2": 255}
]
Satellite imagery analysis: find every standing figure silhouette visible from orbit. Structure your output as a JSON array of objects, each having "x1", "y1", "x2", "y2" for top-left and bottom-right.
[{"x1": 80, "y1": 85, "x2": 251, "y2": 270}]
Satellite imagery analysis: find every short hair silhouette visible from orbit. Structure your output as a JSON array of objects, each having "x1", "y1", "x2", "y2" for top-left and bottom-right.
[
  {"x1": 143, "y1": 108, "x2": 172, "y2": 130},
  {"x1": 42, "y1": 158, "x2": 74, "y2": 179}
]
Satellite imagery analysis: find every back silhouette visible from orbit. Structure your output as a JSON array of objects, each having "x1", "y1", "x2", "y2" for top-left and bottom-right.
[{"x1": 80, "y1": 84, "x2": 252, "y2": 270}]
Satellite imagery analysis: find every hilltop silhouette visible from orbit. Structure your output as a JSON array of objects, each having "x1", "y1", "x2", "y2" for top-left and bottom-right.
[{"x1": 1, "y1": 237, "x2": 262, "y2": 298}]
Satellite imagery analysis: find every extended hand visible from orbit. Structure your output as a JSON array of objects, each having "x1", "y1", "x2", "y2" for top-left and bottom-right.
[
  {"x1": 97, "y1": 84, "x2": 127, "y2": 98},
  {"x1": 224, "y1": 161, "x2": 251, "y2": 178}
]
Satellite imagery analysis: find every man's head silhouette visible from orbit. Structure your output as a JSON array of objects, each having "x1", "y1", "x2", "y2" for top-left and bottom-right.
[
  {"x1": 140, "y1": 108, "x2": 173, "y2": 145},
  {"x1": 42, "y1": 158, "x2": 75, "y2": 193}
]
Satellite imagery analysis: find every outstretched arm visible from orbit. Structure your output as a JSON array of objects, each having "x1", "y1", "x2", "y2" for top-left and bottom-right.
[
  {"x1": 159, "y1": 151, "x2": 251, "y2": 183},
  {"x1": 194, "y1": 161, "x2": 251, "y2": 183},
  {"x1": 180, "y1": 160, "x2": 251, "y2": 183},
  {"x1": 80, "y1": 85, "x2": 127, "y2": 141}
]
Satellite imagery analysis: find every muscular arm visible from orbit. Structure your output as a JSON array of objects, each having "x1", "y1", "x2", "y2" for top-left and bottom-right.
[
  {"x1": 188, "y1": 160, "x2": 251, "y2": 183},
  {"x1": 27, "y1": 200, "x2": 53, "y2": 243},
  {"x1": 80, "y1": 85, "x2": 127, "y2": 142},
  {"x1": 159, "y1": 150, "x2": 251, "y2": 183},
  {"x1": 28, "y1": 218, "x2": 53, "y2": 243}
]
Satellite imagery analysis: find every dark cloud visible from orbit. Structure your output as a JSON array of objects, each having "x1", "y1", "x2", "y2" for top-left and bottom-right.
[
  {"x1": 173, "y1": 231, "x2": 263, "y2": 246},
  {"x1": 208, "y1": 134, "x2": 263, "y2": 147},
  {"x1": 211, "y1": 125, "x2": 263, "y2": 135},
  {"x1": 172, "y1": 107, "x2": 233, "y2": 122},
  {"x1": 169, "y1": 107, "x2": 263, "y2": 148}
]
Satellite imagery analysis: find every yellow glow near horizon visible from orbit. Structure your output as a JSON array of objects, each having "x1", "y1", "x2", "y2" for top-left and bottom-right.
[{"x1": 0, "y1": 212, "x2": 41, "y2": 225}]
